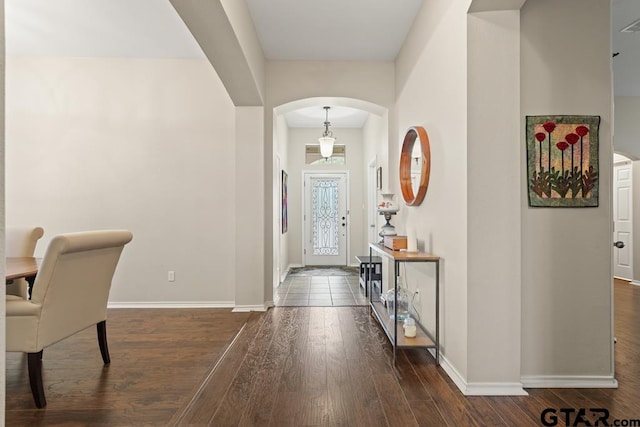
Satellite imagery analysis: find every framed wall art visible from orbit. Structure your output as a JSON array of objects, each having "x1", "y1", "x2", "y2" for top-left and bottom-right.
[
  {"x1": 526, "y1": 115, "x2": 600, "y2": 207},
  {"x1": 281, "y1": 170, "x2": 288, "y2": 233}
]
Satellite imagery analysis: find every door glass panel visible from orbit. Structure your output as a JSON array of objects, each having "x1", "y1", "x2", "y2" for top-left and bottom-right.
[{"x1": 312, "y1": 178, "x2": 340, "y2": 255}]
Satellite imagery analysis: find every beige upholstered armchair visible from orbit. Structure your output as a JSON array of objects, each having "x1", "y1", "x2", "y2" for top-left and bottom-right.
[
  {"x1": 5, "y1": 230, "x2": 133, "y2": 408},
  {"x1": 5, "y1": 226, "x2": 45, "y2": 298}
]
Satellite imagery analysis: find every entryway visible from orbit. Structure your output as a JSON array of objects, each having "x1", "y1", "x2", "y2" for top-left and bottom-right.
[
  {"x1": 303, "y1": 172, "x2": 349, "y2": 266},
  {"x1": 274, "y1": 266, "x2": 367, "y2": 307}
]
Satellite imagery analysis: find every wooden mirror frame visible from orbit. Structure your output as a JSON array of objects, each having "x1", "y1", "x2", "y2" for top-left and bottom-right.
[{"x1": 399, "y1": 126, "x2": 431, "y2": 206}]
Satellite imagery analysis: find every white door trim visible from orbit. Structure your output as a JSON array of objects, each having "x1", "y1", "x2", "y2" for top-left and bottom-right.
[{"x1": 368, "y1": 157, "x2": 378, "y2": 244}]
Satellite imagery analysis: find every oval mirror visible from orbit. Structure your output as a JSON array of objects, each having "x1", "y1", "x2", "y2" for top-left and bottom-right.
[{"x1": 399, "y1": 126, "x2": 431, "y2": 206}]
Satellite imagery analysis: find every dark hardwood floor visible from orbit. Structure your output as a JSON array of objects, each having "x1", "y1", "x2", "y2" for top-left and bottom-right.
[
  {"x1": 5, "y1": 279, "x2": 640, "y2": 426},
  {"x1": 5, "y1": 309, "x2": 252, "y2": 426}
]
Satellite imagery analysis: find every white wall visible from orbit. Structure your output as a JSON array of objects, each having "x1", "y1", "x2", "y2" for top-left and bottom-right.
[
  {"x1": 394, "y1": 0, "x2": 614, "y2": 393},
  {"x1": 394, "y1": 0, "x2": 470, "y2": 382},
  {"x1": 286, "y1": 128, "x2": 366, "y2": 267},
  {"x1": 235, "y1": 106, "x2": 265, "y2": 309},
  {"x1": 5, "y1": 57, "x2": 238, "y2": 305},
  {"x1": 362, "y1": 113, "x2": 388, "y2": 241},
  {"x1": 466, "y1": 8, "x2": 522, "y2": 389},
  {"x1": 274, "y1": 114, "x2": 289, "y2": 280},
  {"x1": 1, "y1": 0, "x2": 7, "y2": 416},
  {"x1": 521, "y1": 0, "x2": 615, "y2": 384},
  {"x1": 614, "y1": 96, "x2": 640, "y2": 160}
]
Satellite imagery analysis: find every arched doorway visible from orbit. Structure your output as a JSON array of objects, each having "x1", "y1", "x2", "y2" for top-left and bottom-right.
[{"x1": 271, "y1": 97, "x2": 389, "y2": 305}]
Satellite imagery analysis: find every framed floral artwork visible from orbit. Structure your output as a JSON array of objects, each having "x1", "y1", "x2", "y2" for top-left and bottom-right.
[
  {"x1": 281, "y1": 170, "x2": 288, "y2": 233},
  {"x1": 526, "y1": 115, "x2": 600, "y2": 207}
]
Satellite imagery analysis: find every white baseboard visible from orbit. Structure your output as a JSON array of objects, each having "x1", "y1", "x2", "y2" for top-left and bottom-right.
[
  {"x1": 280, "y1": 264, "x2": 302, "y2": 281},
  {"x1": 108, "y1": 301, "x2": 235, "y2": 309},
  {"x1": 465, "y1": 383, "x2": 528, "y2": 396},
  {"x1": 521, "y1": 375, "x2": 618, "y2": 388},
  {"x1": 432, "y1": 349, "x2": 467, "y2": 393},
  {"x1": 439, "y1": 355, "x2": 614, "y2": 394},
  {"x1": 630, "y1": 280, "x2": 640, "y2": 287},
  {"x1": 430, "y1": 349, "x2": 528, "y2": 396},
  {"x1": 232, "y1": 304, "x2": 269, "y2": 312},
  {"x1": 108, "y1": 301, "x2": 271, "y2": 312}
]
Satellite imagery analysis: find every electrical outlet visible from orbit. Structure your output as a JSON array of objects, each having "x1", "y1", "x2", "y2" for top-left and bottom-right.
[{"x1": 168, "y1": 271, "x2": 175, "y2": 282}]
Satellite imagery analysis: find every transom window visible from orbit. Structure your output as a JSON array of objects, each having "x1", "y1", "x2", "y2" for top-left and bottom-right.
[{"x1": 305, "y1": 145, "x2": 346, "y2": 165}]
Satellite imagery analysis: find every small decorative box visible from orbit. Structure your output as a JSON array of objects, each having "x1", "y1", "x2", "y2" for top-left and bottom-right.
[{"x1": 384, "y1": 236, "x2": 407, "y2": 251}]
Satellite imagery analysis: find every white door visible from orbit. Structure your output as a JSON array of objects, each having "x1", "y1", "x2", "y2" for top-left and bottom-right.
[
  {"x1": 613, "y1": 161, "x2": 633, "y2": 280},
  {"x1": 304, "y1": 172, "x2": 348, "y2": 266}
]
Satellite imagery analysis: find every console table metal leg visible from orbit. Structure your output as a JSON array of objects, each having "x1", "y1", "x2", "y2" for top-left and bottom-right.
[
  {"x1": 393, "y1": 260, "x2": 399, "y2": 365},
  {"x1": 368, "y1": 246, "x2": 373, "y2": 316}
]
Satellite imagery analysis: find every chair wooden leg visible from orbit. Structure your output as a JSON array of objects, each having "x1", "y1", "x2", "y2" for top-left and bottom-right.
[
  {"x1": 27, "y1": 351, "x2": 46, "y2": 408},
  {"x1": 97, "y1": 320, "x2": 111, "y2": 364}
]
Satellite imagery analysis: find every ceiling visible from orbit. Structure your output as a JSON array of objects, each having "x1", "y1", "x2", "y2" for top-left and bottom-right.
[
  {"x1": 612, "y1": 0, "x2": 640, "y2": 96},
  {"x1": 4, "y1": 0, "x2": 205, "y2": 59},
  {"x1": 4, "y1": 0, "x2": 640, "y2": 126},
  {"x1": 245, "y1": 0, "x2": 423, "y2": 61}
]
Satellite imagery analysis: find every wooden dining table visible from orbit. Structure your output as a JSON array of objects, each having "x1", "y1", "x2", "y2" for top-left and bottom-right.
[{"x1": 6, "y1": 257, "x2": 40, "y2": 297}]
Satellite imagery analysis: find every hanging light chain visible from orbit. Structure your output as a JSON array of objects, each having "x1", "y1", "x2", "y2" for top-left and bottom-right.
[{"x1": 322, "y1": 106, "x2": 333, "y2": 138}]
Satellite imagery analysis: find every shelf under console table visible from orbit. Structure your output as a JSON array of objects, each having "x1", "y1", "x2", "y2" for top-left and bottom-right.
[{"x1": 367, "y1": 243, "x2": 440, "y2": 365}]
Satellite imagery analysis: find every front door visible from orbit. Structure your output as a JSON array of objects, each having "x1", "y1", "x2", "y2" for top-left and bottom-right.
[
  {"x1": 613, "y1": 160, "x2": 633, "y2": 280},
  {"x1": 304, "y1": 172, "x2": 348, "y2": 266}
]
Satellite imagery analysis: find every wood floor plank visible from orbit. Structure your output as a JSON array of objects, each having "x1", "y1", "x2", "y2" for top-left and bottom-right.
[
  {"x1": 485, "y1": 396, "x2": 540, "y2": 427},
  {"x1": 237, "y1": 308, "x2": 301, "y2": 426},
  {"x1": 405, "y1": 350, "x2": 480, "y2": 427},
  {"x1": 265, "y1": 309, "x2": 326, "y2": 425},
  {"x1": 349, "y1": 308, "x2": 419, "y2": 427},
  {"x1": 267, "y1": 391, "x2": 303, "y2": 426},
  {"x1": 508, "y1": 392, "x2": 570, "y2": 427},
  {"x1": 325, "y1": 308, "x2": 357, "y2": 426},
  {"x1": 208, "y1": 309, "x2": 283, "y2": 425},
  {"x1": 339, "y1": 308, "x2": 389, "y2": 426},
  {"x1": 393, "y1": 347, "x2": 448, "y2": 426},
  {"x1": 373, "y1": 372, "x2": 419, "y2": 427},
  {"x1": 275, "y1": 308, "x2": 311, "y2": 394},
  {"x1": 173, "y1": 311, "x2": 266, "y2": 425},
  {"x1": 465, "y1": 397, "x2": 509, "y2": 427}
]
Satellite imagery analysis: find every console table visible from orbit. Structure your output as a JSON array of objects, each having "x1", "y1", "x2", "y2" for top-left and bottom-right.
[{"x1": 368, "y1": 243, "x2": 440, "y2": 365}]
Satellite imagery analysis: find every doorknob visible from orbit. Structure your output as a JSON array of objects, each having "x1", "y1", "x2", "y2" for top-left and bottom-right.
[{"x1": 614, "y1": 241, "x2": 625, "y2": 249}]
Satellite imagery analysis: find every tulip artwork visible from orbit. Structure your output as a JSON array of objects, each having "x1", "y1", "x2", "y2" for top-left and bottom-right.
[{"x1": 526, "y1": 115, "x2": 600, "y2": 207}]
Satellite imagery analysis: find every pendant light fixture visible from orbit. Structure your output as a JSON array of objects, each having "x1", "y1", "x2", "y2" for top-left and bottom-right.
[{"x1": 318, "y1": 106, "x2": 336, "y2": 158}]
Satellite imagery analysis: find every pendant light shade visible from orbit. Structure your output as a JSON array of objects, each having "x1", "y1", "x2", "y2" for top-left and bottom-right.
[
  {"x1": 318, "y1": 106, "x2": 336, "y2": 158},
  {"x1": 318, "y1": 136, "x2": 336, "y2": 158}
]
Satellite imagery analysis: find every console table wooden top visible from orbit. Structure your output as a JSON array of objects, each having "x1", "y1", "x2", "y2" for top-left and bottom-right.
[{"x1": 369, "y1": 243, "x2": 440, "y2": 262}]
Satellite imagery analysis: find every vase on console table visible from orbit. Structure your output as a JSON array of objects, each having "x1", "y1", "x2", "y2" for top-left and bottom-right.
[{"x1": 378, "y1": 193, "x2": 399, "y2": 242}]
